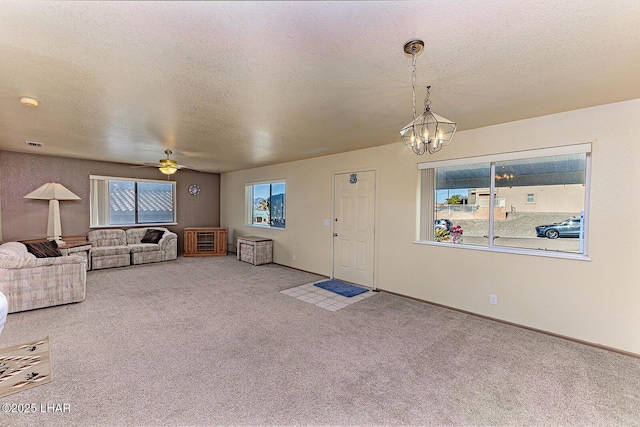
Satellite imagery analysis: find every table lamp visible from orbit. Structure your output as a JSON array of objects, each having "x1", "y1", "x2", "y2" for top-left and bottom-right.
[{"x1": 24, "y1": 182, "x2": 81, "y2": 246}]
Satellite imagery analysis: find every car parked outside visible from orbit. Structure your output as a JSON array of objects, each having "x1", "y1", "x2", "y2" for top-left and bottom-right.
[
  {"x1": 535, "y1": 218, "x2": 582, "y2": 239},
  {"x1": 434, "y1": 219, "x2": 453, "y2": 230}
]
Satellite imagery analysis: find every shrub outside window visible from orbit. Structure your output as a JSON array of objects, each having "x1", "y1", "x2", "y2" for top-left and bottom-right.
[
  {"x1": 246, "y1": 181, "x2": 286, "y2": 229},
  {"x1": 419, "y1": 144, "x2": 591, "y2": 257}
]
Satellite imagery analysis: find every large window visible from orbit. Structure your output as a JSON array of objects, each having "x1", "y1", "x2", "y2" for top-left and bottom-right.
[
  {"x1": 90, "y1": 176, "x2": 176, "y2": 227},
  {"x1": 419, "y1": 144, "x2": 591, "y2": 257},
  {"x1": 246, "y1": 181, "x2": 286, "y2": 229}
]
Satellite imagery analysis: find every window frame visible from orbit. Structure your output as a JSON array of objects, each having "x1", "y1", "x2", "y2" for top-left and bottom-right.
[
  {"x1": 416, "y1": 143, "x2": 592, "y2": 260},
  {"x1": 245, "y1": 179, "x2": 286, "y2": 230},
  {"x1": 89, "y1": 175, "x2": 177, "y2": 228}
]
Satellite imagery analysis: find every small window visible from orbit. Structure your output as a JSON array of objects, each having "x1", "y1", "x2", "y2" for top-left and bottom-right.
[
  {"x1": 527, "y1": 193, "x2": 535, "y2": 203},
  {"x1": 90, "y1": 176, "x2": 176, "y2": 227},
  {"x1": 246, "y1": 181, "x2": 286, "y2": 229}
]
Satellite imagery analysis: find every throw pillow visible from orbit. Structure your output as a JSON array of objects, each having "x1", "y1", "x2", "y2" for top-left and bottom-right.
[
  {"x1": 141, "y1": 229, "x2": 165, "y2": 244},
  {"x1": 25, "y1": 240, "x2": 62, "y2": 258}
]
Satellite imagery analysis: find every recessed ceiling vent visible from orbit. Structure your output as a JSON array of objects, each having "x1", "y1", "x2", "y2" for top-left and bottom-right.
[{"x1": 26, "y1": 141, "x2": 43, "y2": 147}]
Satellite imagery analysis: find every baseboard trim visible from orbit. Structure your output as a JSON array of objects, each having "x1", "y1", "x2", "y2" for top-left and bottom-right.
[{"x1": 377, "y1": 288, "x2": 640, "y2": 359}]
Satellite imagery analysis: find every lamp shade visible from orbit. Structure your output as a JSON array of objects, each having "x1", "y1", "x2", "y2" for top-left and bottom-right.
[
  {"x1": 24, "y1": 182, "x2": 81, "y2": 200},
  {"x1": 159, "y1": 158, "x2": 178, "y2": 175},
  {"x1": 400, "y1": 109, "x2": 457, "y2": 155},
  {"x1": 24, "y1": 183, "x2": 80, "y2": 245},
  {"x1": 159, "y1": 166, "x2": 178, "y2": 175}
]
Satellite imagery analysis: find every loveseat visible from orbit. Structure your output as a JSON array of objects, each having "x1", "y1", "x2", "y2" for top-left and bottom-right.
[
  {"x1": 0, "y1": 242, "x2": 86, "y2": 313},
  {"x1": 87, "y1": 227, "x2": 177, "y2": 270}
]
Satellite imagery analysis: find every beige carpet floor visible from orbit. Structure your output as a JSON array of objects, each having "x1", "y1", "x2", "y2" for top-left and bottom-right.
[{"x1": 0, "y1": 255, "x2": 638, "y2": 426}]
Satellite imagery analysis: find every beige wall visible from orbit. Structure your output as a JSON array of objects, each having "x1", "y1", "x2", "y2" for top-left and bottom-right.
[
  {"x1": 0, "y1": 151, "x2": 221, "y2": 252},
  {"x1": 221, "y1": 98, "x2": 640, "y2": 354}
]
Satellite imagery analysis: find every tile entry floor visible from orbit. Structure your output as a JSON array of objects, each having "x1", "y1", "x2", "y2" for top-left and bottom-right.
[{"x1": 280, "y1": 281, "x2": 376, "y2": 311}]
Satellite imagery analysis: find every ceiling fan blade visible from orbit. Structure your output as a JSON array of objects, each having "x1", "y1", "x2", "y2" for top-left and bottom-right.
[
  {"x1": 176, "y1": 164, "x2": 201, "y2": 172},
  {"x1": 129, "y1": 151, "x2": 200, "y2": 173},
  {"x1": 130, "y1": 162, "x2": 162, "y2": 169}
]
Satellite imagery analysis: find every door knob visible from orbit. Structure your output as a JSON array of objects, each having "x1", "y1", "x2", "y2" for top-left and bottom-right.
[{"x1": 333, "y1": 233, "x2": 338, "y2": 237}]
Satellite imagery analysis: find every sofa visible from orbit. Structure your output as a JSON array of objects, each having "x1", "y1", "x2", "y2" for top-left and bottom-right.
[
  {"x1": 126, "y1": 227, "x2": 178, "y2": 265},
  {"x1": 86, "y1": 229, "x2": 131, "y2": 270},
  {"x1": 0, "y1": 242, "x2": 86, "y2": 313},
  {"x1": 87, "y1": 227, "x2": 177, "y2": 270}
]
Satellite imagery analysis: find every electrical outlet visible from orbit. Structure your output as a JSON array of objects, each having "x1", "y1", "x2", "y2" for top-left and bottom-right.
[
  {"x1": 292, "y1": 255, "x2": 296, "y2": 261},
  {"x1": 490, "y1": 294, "x2": 498, "y2": 305}
]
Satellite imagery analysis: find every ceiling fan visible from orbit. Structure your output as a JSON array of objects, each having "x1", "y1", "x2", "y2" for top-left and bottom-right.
[{"x1": 131, "y1": 149, "x2": 196, "y2": 175}]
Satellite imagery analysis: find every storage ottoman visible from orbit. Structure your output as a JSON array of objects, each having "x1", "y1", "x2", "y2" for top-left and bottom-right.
[{"x1": 237, "y1": 237, "x2": 273, "y2": 265}]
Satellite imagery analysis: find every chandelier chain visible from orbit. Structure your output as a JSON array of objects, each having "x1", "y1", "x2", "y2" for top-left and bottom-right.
[
  {"x1": 411, "y1": 51, "x2": 417, "y2": 124},
  {"x1": 425, "y1": 85, "x2": 431, "y2": 111}
]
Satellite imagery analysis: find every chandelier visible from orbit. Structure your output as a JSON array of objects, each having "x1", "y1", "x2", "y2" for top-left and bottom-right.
[{"x1": 399, "y1": 39, "x2": 457, "y2": 155}]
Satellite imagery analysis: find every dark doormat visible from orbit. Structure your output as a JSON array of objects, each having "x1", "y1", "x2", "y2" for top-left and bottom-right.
[{"x1": 314, "y1": 280, "x2": 369, "y2": 297}]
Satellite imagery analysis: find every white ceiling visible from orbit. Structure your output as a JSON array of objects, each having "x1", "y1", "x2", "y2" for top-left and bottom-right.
[{"x1": 1, "y1": 1, "x2": 639, "y2": 174}]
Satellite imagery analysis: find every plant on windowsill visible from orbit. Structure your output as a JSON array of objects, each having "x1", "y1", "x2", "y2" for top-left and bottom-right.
[
  {"x1": 450, "y1": 225, "x2": 463, "y2": 244},
  {"x1": 434, "y1": 227, "x2": 450, "y2": 242}
]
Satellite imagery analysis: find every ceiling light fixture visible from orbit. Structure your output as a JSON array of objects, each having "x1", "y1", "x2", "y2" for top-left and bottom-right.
[
  {"x1": 159, "y1": 150, "x2": 178, "y2": 175},
  {"x1": 495, "y1": 173, "x2": 515, "y2": 181},
  {"x1": 399, "y1": 39, "x2": 457, "y2": 155},
  {"x1": 20, "y1": 97, "x2": 39, "y2": 107}
]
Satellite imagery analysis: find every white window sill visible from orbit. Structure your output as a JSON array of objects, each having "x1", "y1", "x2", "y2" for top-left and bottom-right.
[
  {"x1": 245, "y1": 224, "x2": 286, "y2": 231},
  {"x1": 413, "y1": 239, "x2": 591, "y2": 261}
]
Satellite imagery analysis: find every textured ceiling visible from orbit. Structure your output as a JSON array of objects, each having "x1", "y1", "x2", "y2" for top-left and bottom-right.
[{"x1": 1, "y1": 1, "x2": 639, "y2": 173}]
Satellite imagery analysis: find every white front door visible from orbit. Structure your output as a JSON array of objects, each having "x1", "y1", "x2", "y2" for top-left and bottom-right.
[{"x1": 333, "y1": 171, "x2": 375, "y2": 287}]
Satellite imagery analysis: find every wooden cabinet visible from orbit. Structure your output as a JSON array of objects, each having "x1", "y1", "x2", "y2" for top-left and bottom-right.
[{"x1": 184, "y1": 227, "x2": 227, "y2": 257}]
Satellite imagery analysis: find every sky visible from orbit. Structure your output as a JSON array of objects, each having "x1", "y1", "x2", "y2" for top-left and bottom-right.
[
  {"x1": 436, "y1": 188, "x2": 468, "y2": 204},
  {"x1": 252, "y1": 183, "x2": 285, "y2": 205}
]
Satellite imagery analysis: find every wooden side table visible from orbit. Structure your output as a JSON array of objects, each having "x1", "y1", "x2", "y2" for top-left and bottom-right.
[
  {"x1": 59, "y1": 240, "x2": 92, "y2": 271},
  {"x1": 237, "y1": 236, "x2": 273, "y2": 265}
]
